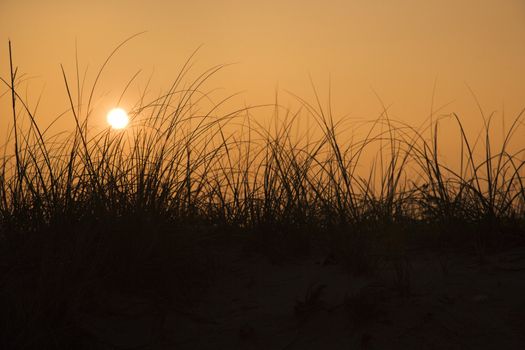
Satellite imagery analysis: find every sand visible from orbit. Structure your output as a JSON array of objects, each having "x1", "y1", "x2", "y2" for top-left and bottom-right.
[{"x1": 76, "y1": 243, "x2": 525, "y2": 349}]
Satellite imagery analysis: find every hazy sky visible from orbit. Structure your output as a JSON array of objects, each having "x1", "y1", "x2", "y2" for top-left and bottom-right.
[{"x1": 1, "y1": 0, "x2": 525, "y2": 135}]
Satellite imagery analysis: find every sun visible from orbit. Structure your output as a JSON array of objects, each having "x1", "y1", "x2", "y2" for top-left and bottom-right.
[{"x1": 107, "y1": 108, "x2": 129, "y2": 129}]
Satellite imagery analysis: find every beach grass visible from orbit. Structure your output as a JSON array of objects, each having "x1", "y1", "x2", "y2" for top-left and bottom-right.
[{"x1": 1, "y1": 39, "x2": 524, "y2": 349}]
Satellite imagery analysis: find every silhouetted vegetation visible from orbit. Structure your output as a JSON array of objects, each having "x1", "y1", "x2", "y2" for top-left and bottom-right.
[{"x1": 1, "y1": 38, "x2": 524, "y2": 349}]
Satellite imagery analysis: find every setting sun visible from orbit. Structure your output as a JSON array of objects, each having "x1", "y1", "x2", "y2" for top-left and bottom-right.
[{"x1": 107, "y1": 108, "x2": 129, "y2": 129}]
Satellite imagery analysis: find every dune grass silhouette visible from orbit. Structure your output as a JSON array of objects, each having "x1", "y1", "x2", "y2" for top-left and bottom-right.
[{"x1": 1, "y1": 38, "x2": 524, "y2": 349}]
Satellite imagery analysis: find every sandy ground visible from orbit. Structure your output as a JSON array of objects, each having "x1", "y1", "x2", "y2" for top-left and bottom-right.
[{"x1": 78, "y1": 245, "x2": 525, "y2": 349}]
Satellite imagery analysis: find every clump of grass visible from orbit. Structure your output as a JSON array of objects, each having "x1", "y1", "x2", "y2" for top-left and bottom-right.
[
  {"x1": 0, "y1": 37, "x2": 524, "y2": 348},
  {"x1": 390, "y1": 254, "x2": 412, "y2": 297}
]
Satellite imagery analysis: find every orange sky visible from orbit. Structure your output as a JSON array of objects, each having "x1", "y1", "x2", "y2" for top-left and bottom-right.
[{"x1": 1, "y1": 0, "x2": 525, "y2": 145}]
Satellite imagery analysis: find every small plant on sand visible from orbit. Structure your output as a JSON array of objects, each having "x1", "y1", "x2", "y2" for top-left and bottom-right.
[{"x1": 391, "y1": 254, "x2": 412, "y2": 297}]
